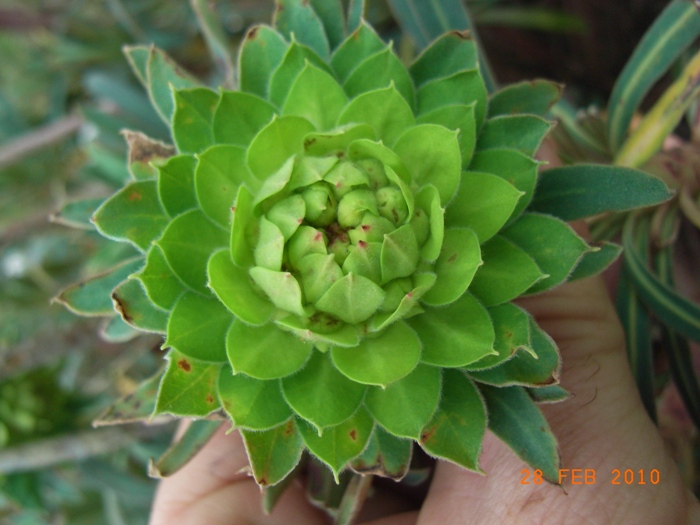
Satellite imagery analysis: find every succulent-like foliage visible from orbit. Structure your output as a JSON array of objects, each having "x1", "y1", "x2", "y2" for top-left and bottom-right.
[{"x1": 56, "y1": 0, "x2": 669, "y2": 501}]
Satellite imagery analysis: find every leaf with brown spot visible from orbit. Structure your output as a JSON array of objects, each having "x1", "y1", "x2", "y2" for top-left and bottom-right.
[
  {"x1": 350, "y1": 426, "x2": 412, "y2": 481},
  {"x1": 419, "y1": 369, "x2": 485, "y2": 472},
  {"x1": 122, "y1": 130, "x2": 175, "y2": 180},
  {"x1": 94, "y1": 370, "x2": 164, "y2": 426},
  {"x1": 155, "y1": 350, "x2": 222, "y2": 417},
  {"x1": 296, "y1": 409, "x2": 373, "y2": 481},
  {"x1": 111, "y1": 279, "x2": 168, "y2": 333},
  {"x1": 240, "y1": 419, "x2": 305, "y2": 487}
]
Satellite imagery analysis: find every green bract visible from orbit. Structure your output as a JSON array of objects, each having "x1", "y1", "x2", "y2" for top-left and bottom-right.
[{"x1": 60, "y1": 0, "x2": 601, "y2": 494}]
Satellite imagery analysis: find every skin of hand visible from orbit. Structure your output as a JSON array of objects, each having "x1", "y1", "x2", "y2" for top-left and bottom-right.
[{"x1": 149, "y1": 246, "x2": 700, "y2": 525}]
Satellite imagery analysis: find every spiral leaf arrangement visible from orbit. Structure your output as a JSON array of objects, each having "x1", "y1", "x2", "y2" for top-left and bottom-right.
[{"x1": 56, "y1": 0, "x2": 672, "y2": 508}]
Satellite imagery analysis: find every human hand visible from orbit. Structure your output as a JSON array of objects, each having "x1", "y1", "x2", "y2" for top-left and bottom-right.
[{"x1": 149, "y1": 260, "x2": 700, "y2": 525}]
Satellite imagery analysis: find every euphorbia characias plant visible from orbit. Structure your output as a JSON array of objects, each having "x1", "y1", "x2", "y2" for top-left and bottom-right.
[{"x1": 56, "y1": 0, "x2": 673, "y2": 519}]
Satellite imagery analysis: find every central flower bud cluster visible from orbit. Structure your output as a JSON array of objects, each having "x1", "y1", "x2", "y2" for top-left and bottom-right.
[{"x1": 250, "y1": 154, "x2": 430, "y2": 333}]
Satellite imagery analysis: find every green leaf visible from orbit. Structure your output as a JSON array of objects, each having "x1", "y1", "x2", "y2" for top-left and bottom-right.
[
  {"x1": 526, "y1": 385, "x2": 571, "y2": 404},
  {"x1": 303, "y1": 253, "x2": 346, "y2": 302},
  {"x1": 247, "y1": 116, "x2": 315, "y2": 180},
  {"x1": 410, "y1": 292, "x2": 496, "y2": 367},
  {"x1": 346, "y1": 0, "x2": 365, "y2": 32},
  {"x1": 469, "y1": 235, "x2": 545, "y2": 306},
  {"x1": 282, "y1": 63, "x2": 348, "y2": 130},
  {"x1": 419, "y1": 369, "x2": 485, "y2": 472},
  {"x1": 316, "y1": 273, "x2": 385, "y2": 324},
  {"x1": 208, "y1": 249, "x2": 274, "y2": 325},
  {"x1": 477, "y1": 115, "x2": 552, "y2": 156},
  {"x1": 488, "y1": 80, "x2": 562, "y2": 117},
  {"x1": 156, "y1": 209, "x2": 228, "y2": 294},
  {"x1": 191, "y1": 0, "x2": 235, "y2": 88},
  {"x1": 530, "y1": 164, "x2": 673, "y2": 221},
  {"x1": 218, "y1": 367, "x2": 292, "y2": 430},
  {"x1": 478, "y1": 384, "x2": 560, "y2": 484},
  {"x1": 415, "y1": 185, "x2": 444, "y2": 262},
  {"x1": 389, "y1": 0, "x2": 471, "y2": 51},
  {"x1": 422, "y1": 228, "x2": 481, "y2": 306},
  {"x1": 149, "y1": 420, "x2": 221, "y2": 477},
  {"x1": 122, "y1": 130, "x2": 175, "y2": 181},
  {"x1": 51, "y1": 198, "x2": 103, "y2": 230},
  {"x1": 569, "y1": 241, "x2": 622, "y2": 281},
  {"x1": 164, "y1": 292, "x2": 231, "y2": 362},
  {"x1": 195, "y1": 145, "x2": 255, "y2": 227},
  {"x1": 239, "y1": 25, "x2": 288, "y2": 98},
  {"x1": 616, "y1": 50, "x2": 700, "y2": 168},
  {"x1": 241, "y1": 420, "x2": 305, "y2": 487},
  {"x1": 331, "y1": 21, "x2": 385, "y2": 82},
  {"x1": 607, "y1": 0, "x2": 700, "y2": 151},
  {"x1": 112, "y1": 278, "x2": 168, "y2": 333},
  {"x1": 275, "y1": 316, "x2": 361, "y2": 348},
  {"x1": 281, "y1": 352, "x2": 366, "y2": 430},
  {"x1": 249, "y1": 267, "x2": 306, "y2": 316},
  {"x1": 267, "y1": 195, "x2": 306, "y2": 239},
  {"x1": 416, "y1": 70, "x2": 487, "y2": 129},
  {"x1": 55, "y1": 258, "x2": 144, "y2": 316},
  {"x1": 469, "y1": 318, "x2": 561, "y2": 387},
  {"x1": 146, "y1": 47, "x2": 200, "y2": 123},
  {"x1": 416, "y1": 103, "x2": 477, "y2": 167},
  {"x1": 445, "y1": 171, "x2": 522, "y2": 243},
  {"x1": 332, "y1": 321, "x2": 422, "y2": 387},
  {"x1": 344, "y1": 47, "x2": 415, "y2": 107},
  {"x1": 469, "y1": 149, "x2": 539, "y2": 220},
  {"x1": 123, "y1": 45, "x2": 149, "y2": 86},
  {"x1": 94, "y1": 371, "x2": 162, "y2": 426},
  {"x1": 134, "y1": 245, "x2": 185, "y2": 311},
  {"x1": 297, "y1": 409, "x2": 373, "y2": 480},
  {"x1": 502, "y1": 213, "x2": 589, "y2": 294},
  {"x1": 622, "y1": 218, "x2": 700, "y2": 343},
  {"x1": 365, "y1": 364, "x2": 441, "y2": 439},
  {"x1": 100, "y1": 315, "x2": 140, "y2": 343},
  {"x1": 269, "y1": 40, "x2": 332, "y2": 108},
  {"x1": 337, "y1": 86, "x2": 415, "y2": 146},
  {"x1": 370, "y1": 273, "x2": 436, "y2": 331},
  {"x1": 227, "y1": 320, "x2": 312, "y2": 379},
  {"x1": 212, "y1": 91, "x2": 277, "y2": 147},
  {"x1": 155, "y1": 350, "x2": 222, "y2": 416},
  {"x1": 157, "y1": 154, "x2": 198, "y2": 216},
  {"x1": 172, "y1": 88, "x2": 218, "y2": 154},
  {"x1": 465, "y1": 303, "x2": 532, "y2": 371},
  {"x1": 351, "y1": 426, "x2": 412, "y2": 480},
  {"x1": 308, "y1": 0, "x2": 345, "y2": 49},
  {"x1": 303, "y1": 126, "x2": 375, "y2": 158},
  {"x1": 230, "y1": 185, "x2": 256, "y2": 267},
  {"x1": 92, "y1": 180, "x2": 169, "y2": 252},
  {"x1": 274, "y1": 0, "x2": 331, "y2": 59},
  {"x1": 394, "y1": 124, "x2": 461, "y2": 203},
  {"x1": 380, "y1": 225, "x2": 420, "y2": 284},
  {"x1": 616, "y1": 265, "x2": 656, "y2": 421},
  {"x1": 409, "y1": 31, "x2": 477, "y2": 86},
  {"x1": 255, "y1": 217, "x2": 285, "y2": 271}
]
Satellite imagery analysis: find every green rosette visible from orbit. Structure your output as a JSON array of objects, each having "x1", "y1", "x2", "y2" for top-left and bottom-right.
[{"x1": 58, "y1": 0, "x2": 607, "y2": 497}]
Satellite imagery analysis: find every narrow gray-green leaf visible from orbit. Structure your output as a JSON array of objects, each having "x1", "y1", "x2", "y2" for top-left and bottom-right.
[
  {"x1": 478, "y1": 383, "x2": 561, "y2": 484},
  {"x1": 530, "y1": 164, "x2": 673, "y2": 221},
  {"x1": 149, "y1": 420, "x2": 221, "y2": 477}
]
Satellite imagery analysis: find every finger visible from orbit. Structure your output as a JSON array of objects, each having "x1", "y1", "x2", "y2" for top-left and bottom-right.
[{"x1": 150, "y1": 422, "x2": 328, "y2": 525}]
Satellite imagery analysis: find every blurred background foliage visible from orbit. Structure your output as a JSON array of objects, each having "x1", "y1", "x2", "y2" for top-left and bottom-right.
[{"x1": 1, "y1": 0, "x2": 698, "y2": 523}]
